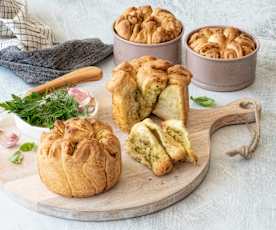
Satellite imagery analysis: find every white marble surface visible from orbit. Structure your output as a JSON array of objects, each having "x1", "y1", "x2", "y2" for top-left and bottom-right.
[{"x1": 0, "y1": 0, "x2": 276, "y2": 229}]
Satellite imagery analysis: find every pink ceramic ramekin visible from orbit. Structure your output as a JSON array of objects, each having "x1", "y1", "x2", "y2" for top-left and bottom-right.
[
  {"x1": 113, "y1": 23, "x2": 184, "y2": 65},
  {"x1": 185, "y1": 26, "x2": 260, "y2": 92}
]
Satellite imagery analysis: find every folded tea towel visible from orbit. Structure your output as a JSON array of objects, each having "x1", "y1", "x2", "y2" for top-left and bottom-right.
[
  {"x1": 0, "y1": 0, "x2": 55, "y2": 51},
  {"x1": 0, "y1": 39, "x2": 113, "y2": 83}
]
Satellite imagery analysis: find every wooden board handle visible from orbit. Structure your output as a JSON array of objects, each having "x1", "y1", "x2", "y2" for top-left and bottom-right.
[
  {"x1": 28, "y1": 67, "x2": 102, "y2": 94},
  {"x1": 188, "y1": 98, "x2": 262, "y2": 133},
  {"x1": 189, "y1": 98, "x2": 262, "y2": 160}
]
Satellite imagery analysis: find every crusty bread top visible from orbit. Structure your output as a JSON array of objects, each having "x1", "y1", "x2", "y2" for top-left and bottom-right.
[
  {"x1": 114, "y1": 5, "x2": 182, "y2": 44},
  {"x1": 188, "y1": 27, "x2": 256, "y2": 59},
  {"x1": 40, "y1": 117, "x2": 120, "y2": 160},
  {"x1": 107, "y1": 56, "x2": 192, "y2": 93}
]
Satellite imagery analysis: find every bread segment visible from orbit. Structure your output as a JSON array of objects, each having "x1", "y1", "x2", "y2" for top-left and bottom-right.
[
  {"x1": 126, "y1": 118, "x2": 197, "y2": 176},
  {"x1": 126, "y1": 121, "x2": 173, "y2": 176},
  {"x1": 143, "y1": 118, "x2": 186, "y2": 162},
  {"x1": 162, "y1": 120, "x2": 198, "y2": 164}
]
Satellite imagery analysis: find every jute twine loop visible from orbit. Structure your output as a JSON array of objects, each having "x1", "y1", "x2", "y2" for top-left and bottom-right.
[{"x1": 225, "y1": 101, "x2": 260, "y2": 160}]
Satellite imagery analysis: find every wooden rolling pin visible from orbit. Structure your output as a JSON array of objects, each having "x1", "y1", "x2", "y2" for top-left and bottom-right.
[{"x1": 28, "y1": 66, "x2": 102, "y2": 94}]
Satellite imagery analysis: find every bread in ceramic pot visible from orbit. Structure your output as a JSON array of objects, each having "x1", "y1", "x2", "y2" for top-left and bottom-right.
[
  {"x1": 37, "y1": 118, "x2": 121, "y2": 198},
  {"x1": 114, "y1": 5, "x2": 182, "y2": 44},
  {"x1": 188, "y1": 26, "x2": 256, "y2": 59}
]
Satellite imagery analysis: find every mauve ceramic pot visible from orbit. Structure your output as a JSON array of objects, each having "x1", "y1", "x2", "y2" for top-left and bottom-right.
[
  {"x1": 185, "y1": 26, "x2": 260, "y2": 92},
  {"x1": 113, "y1": 23, "x2": 184, "y2": 65}
]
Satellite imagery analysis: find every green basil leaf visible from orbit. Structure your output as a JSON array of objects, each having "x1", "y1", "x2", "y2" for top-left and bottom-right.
[
  {"x1": 9, "y1": 151, "x2": 24, "y2": 165},
  {"x1": 190, "y1": 96, "x2": 216, "y2": 107},
  {"x1": 19, "y1": 142, "x2": 37, "y2": 152}
]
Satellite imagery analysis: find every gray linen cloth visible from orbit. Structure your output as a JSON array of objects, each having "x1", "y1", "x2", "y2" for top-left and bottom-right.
[{"x1": 0, "y1": 38, "x2": 113, "y2": 83}]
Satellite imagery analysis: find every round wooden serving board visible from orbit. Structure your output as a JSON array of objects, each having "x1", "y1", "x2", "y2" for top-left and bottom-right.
[{"x1": 0, "y1": 98, "x2": 261, "y2": 221}]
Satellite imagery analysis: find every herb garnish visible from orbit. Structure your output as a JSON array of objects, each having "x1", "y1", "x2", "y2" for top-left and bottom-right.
[
  {"x1": 190, "y1": 96, "x2": 216, "y2": 107},
  {"x1": 9, "y1": 151, "x2": 24, "y2": 164},
  {"x1": 0, "y1": 89, "x2": 87, "y2": 128},
  {"x1": 19, "y1": 142, "x2": 37, "y2": 152},
  {"x1": 9, "y1": 142, "x2": 37, "y2": 165}
]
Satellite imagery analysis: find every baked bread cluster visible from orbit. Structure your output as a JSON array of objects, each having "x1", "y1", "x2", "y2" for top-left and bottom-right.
[
  {"x1": 188, "y1": 27, "x2": 256, "y2": 59},
  {"x1": 37, "y1": 118, "x2": 121, "y2": 198},
  {"x1": 114, "y1": 5, "x2": 182, "y2": 44},
  {"x1": 107, "y1": 56, "x2": 192, "y2": 132},
  {"x1": 126, "y1": 118, "x2": 198, "y2": 176}
]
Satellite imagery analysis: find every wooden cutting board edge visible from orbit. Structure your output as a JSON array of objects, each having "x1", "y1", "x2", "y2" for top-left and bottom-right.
[
  {"x1": 0, "y1": 98, "x2": 261, "y2": 221},
  {"x1": 1, "y1": 161, "x2": 210, "y2": 221}
]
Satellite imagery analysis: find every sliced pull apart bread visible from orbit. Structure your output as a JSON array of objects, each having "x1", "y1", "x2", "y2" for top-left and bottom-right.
[
  {"x1": 126, "y1": 118, "x2": 198, "y2": 176},
  {"x1": 107, "y1": 56, "x2": 192, "y2": 132}
]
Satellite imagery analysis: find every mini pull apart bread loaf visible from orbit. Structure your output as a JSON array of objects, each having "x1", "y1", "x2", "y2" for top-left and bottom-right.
[
  {"x1": 37, "y1": 118, "x2": 121, "y2": 198},
  {"x1": 107, "y1": 56, "x2": 192, "y2": 132},
  {"x1": 126, "y1": 118, "x2": 198, "y2": 176},
  {"x1": 188, "y1": 27, "x2": 256, "y2": 59},
  {"x1": 114, "y1": 5, "x2": 182, "y2": 44}
]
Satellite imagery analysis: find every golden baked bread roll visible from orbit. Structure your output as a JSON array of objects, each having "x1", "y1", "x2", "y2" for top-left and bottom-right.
[
  {"x1": 188, "y1": 26, "x2": 256, "y2": 59},
  {"x1": 37, "y1": 118, "x2": 121, "y2": 198},
  {"x1": 223, "y1": 27, "x2": 240, "y2": 41},
  {"x1": 234, "y1": 33, "x2": 256, "y2": 55},
  {"x1": 208, "y1": 31, "x2": 226, "y2": 48},
  {"x1": 225, "y1": 41, "x2": 243, "y2": 58},
  {"x1": 198, "y1": 43, "x2": 221, "y2": 59},
  {"x1": 189, "y1": 37, "x2": 209, "y2": 53},
  {"x1": 107, "y1": 56, "x2": 192, "y2": 132},
  {"x1": 126, "y1": 118, "x2": 197, "y2": 176},
  {"x1": 114, "y1": 5, "x2": 182, "y2": 44}
]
